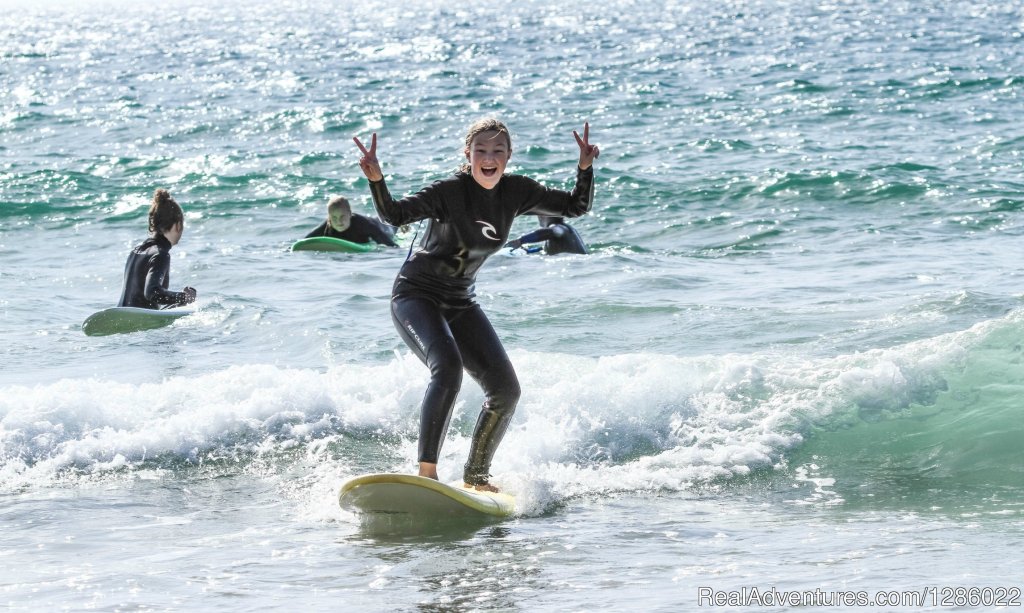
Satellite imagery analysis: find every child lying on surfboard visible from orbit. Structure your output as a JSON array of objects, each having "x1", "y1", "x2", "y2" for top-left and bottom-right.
[
  {"x1": 305, "y1": 195, "x2": 399, "y2": 247},
  {"x1": 505, "y1": 215, "x2": 588, "y2": 255}
]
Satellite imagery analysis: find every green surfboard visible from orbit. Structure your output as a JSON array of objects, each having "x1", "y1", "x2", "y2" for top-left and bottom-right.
[
  {"x1": 291, "y1": 236, "x2": 376, "y2": 253},
  {"x1": 82, "y1": 306, "x2": 194, "y2": 336}
]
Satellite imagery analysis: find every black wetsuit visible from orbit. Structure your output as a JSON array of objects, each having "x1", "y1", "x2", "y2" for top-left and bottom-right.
[
  {"x1": 369, "y1": 167, "x2": 594, "y2": 484},
  {"x1": 514, "y1": 223, "x2": 588, "y2": 255},
  {"x1": 117, "y1": 234, "x2": 192, "y2": 309},
  {"x1": 304, "y1": 215, "x2": 399, "y2": 247}
]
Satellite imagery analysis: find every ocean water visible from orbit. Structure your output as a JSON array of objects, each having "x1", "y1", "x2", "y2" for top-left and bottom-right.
[{"x1": 2, "y1": 0, "x2": 1023, "y2": 610}]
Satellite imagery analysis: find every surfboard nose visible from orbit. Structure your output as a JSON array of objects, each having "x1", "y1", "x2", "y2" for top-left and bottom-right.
[{"x1": 339, "y1": 473, "x2": 515, "y2": 519}]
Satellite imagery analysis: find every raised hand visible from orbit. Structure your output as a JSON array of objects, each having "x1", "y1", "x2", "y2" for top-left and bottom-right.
[
  {"x1": 353, "y1": 133, "x2": 383, "y2": 181},
  {"x1": 573, "y1": 122, "x2": 600, "y2": 170}
]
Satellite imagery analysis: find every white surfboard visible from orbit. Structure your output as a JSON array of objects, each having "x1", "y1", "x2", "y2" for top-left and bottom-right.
[
  {"x1": 339, "y1": 473, "x2": 515, "y2": 519},
  {"x1": 82, "y1": 306, "x2": 194, "y2": 336}
]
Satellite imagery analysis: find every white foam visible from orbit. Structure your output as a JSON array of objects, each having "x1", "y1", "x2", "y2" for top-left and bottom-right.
[{"x1": 0, "y1": 315, "x2": 1003, "y2": 514}]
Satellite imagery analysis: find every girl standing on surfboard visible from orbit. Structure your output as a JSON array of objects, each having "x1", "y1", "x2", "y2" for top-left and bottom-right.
[
  {"x1": 354, "y1": 118, "x2": 599, "y2": 492},
  {"x1": 117, "y1": 189, "x2": 197, "y2": 309}
]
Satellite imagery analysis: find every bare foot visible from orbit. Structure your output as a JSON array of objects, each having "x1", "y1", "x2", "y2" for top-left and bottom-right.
[
  {"x1": 418, "y1": 461, "x2": 438, "y2": 481},
  {"x1": 465, "y1": 482, "x2": 499, "y2": 493}
]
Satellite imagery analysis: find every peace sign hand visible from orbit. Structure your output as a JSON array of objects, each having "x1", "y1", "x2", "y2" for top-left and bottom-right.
[
  {"x1": 353, "y1": 133, "x2": 383, "y2": 182},
  {"x1": 573, "y1": 122, "x2": 600, "y2": 170}
]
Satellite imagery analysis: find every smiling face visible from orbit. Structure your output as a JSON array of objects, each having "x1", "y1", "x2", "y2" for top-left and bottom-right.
[{"x1": 465, "y1": 130, "x2": 511, "y2": 190}]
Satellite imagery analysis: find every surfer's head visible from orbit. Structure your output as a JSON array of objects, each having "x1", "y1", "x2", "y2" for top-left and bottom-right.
[
  {"x1": 462, "y1": 117, "x2": 512, "y2": 190},
  {"x1": 149, "y1": 188, "x2": 185, "y2": 245},
  {"x1": 327, "y1": 196, "x2": 352, "y2": 233},
  {"x1": 539, "y1": 215, "x2": 564, "y2": 228}
]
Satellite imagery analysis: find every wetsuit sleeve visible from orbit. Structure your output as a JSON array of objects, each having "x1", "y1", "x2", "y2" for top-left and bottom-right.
[
  {"x1": 367, "y1": 218, "x2": 400, "y2": 247},
  {"x1": 304, "y1": 220, "x2": 329, "y2": 239},
  {"x1": 144, "y1": 251, "x2": 190, "y2": 307},
  {"x1": 354, "y1": 214, "x2": 401, "y2": 245},
  {"x1": 516, "y1": 226, "x2": 564, "y2": 245},
  {"x1": 517, "y1": 166, "x2": 594, "y2": 218},
  {"x1": 368, "y1": 178, "x2": 449, "y2": 227}
]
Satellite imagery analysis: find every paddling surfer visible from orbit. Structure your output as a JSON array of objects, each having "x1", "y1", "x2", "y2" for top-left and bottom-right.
[
  {"x1": 505, "y1": 215, "x2": 588, "y2": 255},
  {"x1": 305, "y1": 195, "x2": 399, "y2": 247}
]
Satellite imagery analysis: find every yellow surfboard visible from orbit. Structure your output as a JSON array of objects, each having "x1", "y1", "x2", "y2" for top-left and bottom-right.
[{"x1": 339, "y1": 473, "x2": 515, "y2": 519}]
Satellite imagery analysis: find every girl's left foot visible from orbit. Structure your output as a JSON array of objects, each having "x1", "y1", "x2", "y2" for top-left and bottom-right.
[
  {"x1": 465, "y1": 482, "x2": 499, "y2": 493},
  {"x1": 418, "y1": 461, "x2": 438, "y2": 481}
]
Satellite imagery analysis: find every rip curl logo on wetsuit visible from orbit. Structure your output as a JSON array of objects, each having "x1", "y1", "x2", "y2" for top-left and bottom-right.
[
  {"x1": 404, "y1": 320, "x2": 426, "y2": 352},
  {"x1": 477, "y1": 221, "x2": 499, "y2": 241}
]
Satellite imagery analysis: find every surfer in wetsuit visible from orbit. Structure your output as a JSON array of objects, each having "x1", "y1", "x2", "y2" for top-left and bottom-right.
[
  {"x1": 354, "y1": 118, "x2": 599, "y2": 492},
  {"x1": 118, "y1": 189, "x2": 197, "y2": 309},
  {"x1": 505, "y1": 215, "x2": 588, "y2": 255},
  {"x1": 305, "y1": 195, "x2": 399, "y2": 247}
]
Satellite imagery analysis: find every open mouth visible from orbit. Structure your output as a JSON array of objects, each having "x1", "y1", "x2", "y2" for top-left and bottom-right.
[{"x1": 481, "y1": 166, "x2": 498, "y2": 178}]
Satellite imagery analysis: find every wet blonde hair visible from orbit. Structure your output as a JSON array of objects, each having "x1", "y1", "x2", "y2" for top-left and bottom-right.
[
  {"x1": 148, "y1": 189, "x2": 184, "y2": 234},
  {"x1": 327, "y1": 196, "x2": 352, "y2": 215},
  {"x1": 460, "y1": 117, "x2": 512, "y2": 173}
]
